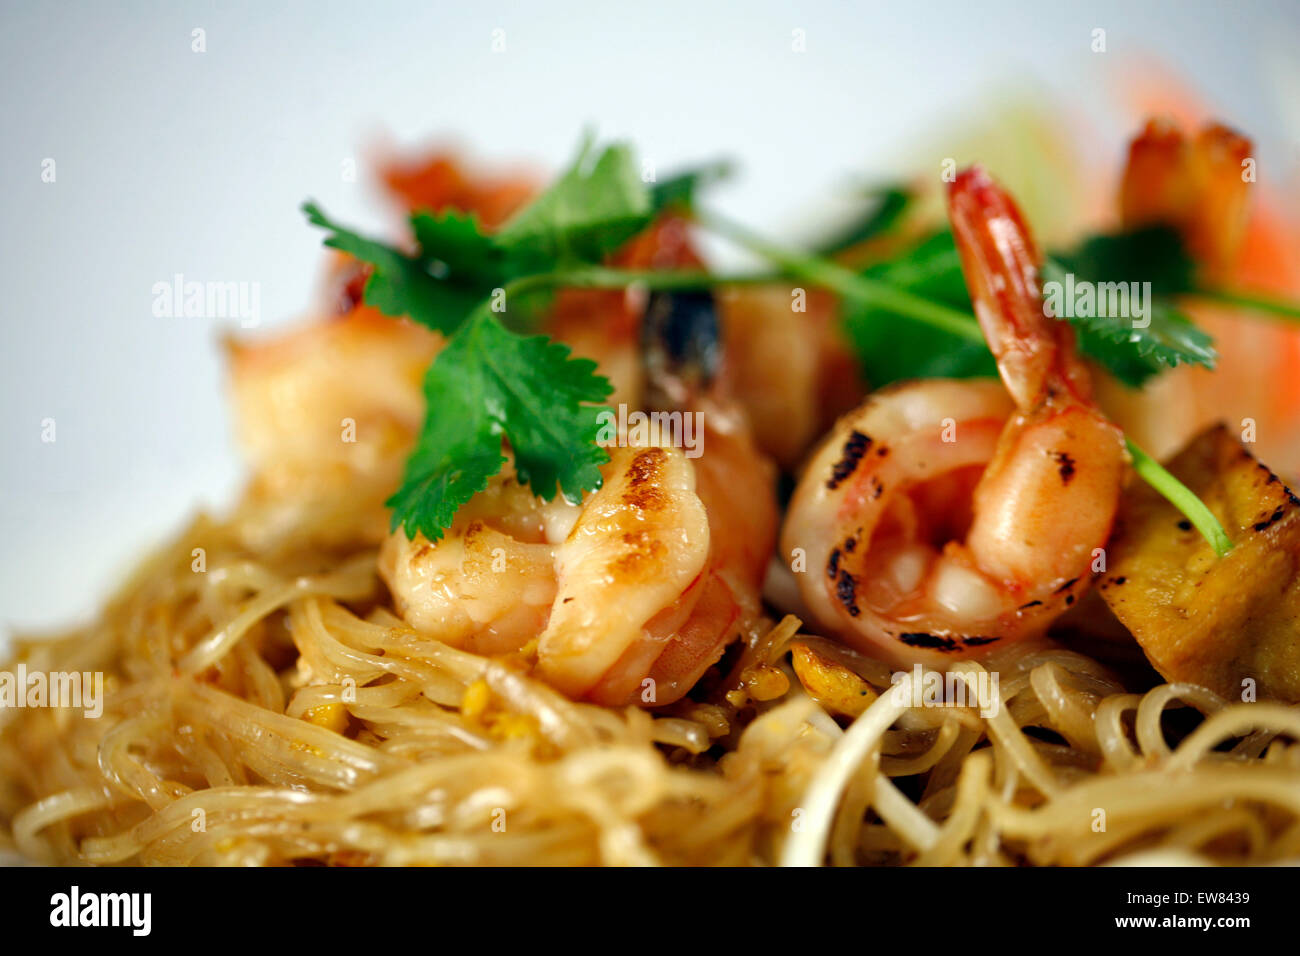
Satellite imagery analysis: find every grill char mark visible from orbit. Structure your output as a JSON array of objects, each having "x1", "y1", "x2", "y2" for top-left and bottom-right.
[
  {"x1": 827, "y1": 430, "x2": 872, "y2": 490},
  {"x1": 835, "y1": 569, "x2": 860, "y2": 616},
  {"x1": 1050, "y1": 450, "x2": 1076, "y2": 485},
  {"x1": 899, "y1": 632, "x2": 959, "y2": 651}
]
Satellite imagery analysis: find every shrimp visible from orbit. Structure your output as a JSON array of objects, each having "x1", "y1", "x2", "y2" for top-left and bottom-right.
[
  {"x1": 781, "y1": 167, "x2": 1126, "y2": 666},
  {"x1": 381, "y1": 270, "x2": 778, "y2": 706},
  {"x1": 235, "y1": 147, "x2": 781, "y2": 700},
  {"x1": 377, "y1": 459, "x2": 580, "y2": 655},
  {"x1": 379, "y1": 150, "x2": 536, "y2": 229},
  {"x1": 717, "y1": 285, "x2": 864, "y2": 470},
  {"x1": 229, "y1": 311, "x2": 437, "y2": 473},
  {"x1": 381, "y1": 411, "x2": 776, "y2": 706},
  {"x1": 1095, "y1": 118, "x2": 1300, "y2": 477},
  {"x1": 227, "y1": 310, "x2": 441, "y2": 547},
  {"x1": 545, "y1": 215, "x2": 706, "y2": 409},
  {"x1": 1119, "y1": 119, "x2": 1252, "y2": 277}
]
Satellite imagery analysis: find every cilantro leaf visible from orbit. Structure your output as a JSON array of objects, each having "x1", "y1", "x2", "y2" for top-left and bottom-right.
[
  {"x1": 1067, "y1": 321, "x2": 1167, "y2": 388},
  {"x1": 843, "y1": 308, "x2": 997, "y2": 387},
  {"x1": 650, "y1": 160, "x2": 734, "y2": 213},
  {"x1": 859, "y1": 229, "x2": 968, "y2": 302},
  {"x1": 303, "y1": 202, "x2": 491, "y2": 335},
  {"x1": 836, "y1": 223, "x2": 1217, "y2": 390},
  {"x1": 409, "y1": 208, "x2": 507, "y2": 285},
  {"x1": 386, "y1": 437, "x2": 505, "y2": 545},
  {"x1": 496, "y1": 137, "x2": 652, "y2": 264},
  {"x1": 388, "y1": 311, "x2": 613, "y2": 541},
  {"x1": 306, "y1": 137, "x2": 670, "y2": 341},
  {"x1": 1043, "y1": 226, "x2": 1215, "y2": 385},
  {"x1": 1040, "y1": 255, "x2": 1217, "y2": 387},
  {"x1": 308, "y1": 137, "x2": 668, "y2": 541}
]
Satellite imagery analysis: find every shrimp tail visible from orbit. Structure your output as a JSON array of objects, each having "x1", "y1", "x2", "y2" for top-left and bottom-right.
[
  {"x1": 1120, "y1": 119, "x2": 1253, "y2": 276},
  {"x1": 947, "y1": 165, "x2": 1094, "y2": 409},
  {"x1": 948, "y1": 166, "x2": 1126, "y2": 592},
  {"x1": 640, "y1": 290, "x2": 722, "y2": 409}
]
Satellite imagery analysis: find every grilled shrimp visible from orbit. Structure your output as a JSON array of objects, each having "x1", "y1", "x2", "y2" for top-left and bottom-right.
[
  {"x1": 718, "y1": 285, "x2": 864, "y2": 469},
  {"x1": 381, "y1": 408, "x2": 776, "y2": 706},
  {"x1": 381, "y1": 282, "x2": 777, "y2": 706},
  {"x1": 234, "y1": 148, "x2": 782, "y2": 702},
  {"x1": 781, "y1": 167, "x2": 1126, "y2": 666},
  {"x1": 539, "y1": 415, "x2": 775, "y2": 705}
]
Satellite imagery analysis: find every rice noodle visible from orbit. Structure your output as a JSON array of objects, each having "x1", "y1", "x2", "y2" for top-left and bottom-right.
[{"x1": 3, "y1": 505, "x2": 1300, "y2": 866}]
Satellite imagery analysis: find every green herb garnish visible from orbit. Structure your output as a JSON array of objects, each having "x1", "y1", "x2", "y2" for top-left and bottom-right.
[
  {"x1": 305, "y1": 141, "x2": 761, "y2": 540},
  {"x1": 493, "y1": 135, "x2": 652, "y2": 265},
  {"x1": 303, "y1": 137, "x2": 1298, "y2": 552},
  {"x1": 304, "y1": 203, "x2": 494, "y2": 335},
  {"x1": 1043, "y1": 227, "x2": 1216, "y2": 386},
  {"x1": 306, "y1": 138, "x2": 662, "y2": 539},
  {"x1": 1126, "y1": 438, "x2": 1234, "y2": 557},
  {"x1": 650, "y1": 160, "x2": 735, "y2": 213},
  {"x1": 387, "y1": 308, "x2": 613, "y2": 541}
]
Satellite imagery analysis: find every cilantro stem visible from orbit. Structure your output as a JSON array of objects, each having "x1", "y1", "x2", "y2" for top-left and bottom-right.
[
  {"x1": 1191, "y1": 287, "x2": 1300, "y2": 323},
  {"x1": 513, "y1": 266, "x2": 782, "y2": 293},
  {"x1": 697, "y1": 212, "x2": 985, "y2": 342},
  {"x1": 1125, "y1": 437, "x2": 1233, "y2": 558},
  {"x1": 488, "y1": 265, "x2": 798, "y2": 320}
]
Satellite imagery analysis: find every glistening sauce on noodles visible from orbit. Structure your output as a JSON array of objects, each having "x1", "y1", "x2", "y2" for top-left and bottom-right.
[{"x1": 6, "y1": 526, "x2": 1300, "y2": 866}]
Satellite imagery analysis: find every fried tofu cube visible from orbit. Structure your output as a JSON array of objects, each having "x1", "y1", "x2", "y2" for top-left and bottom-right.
[{"x1": 1099, "y1": 425, "x2": 1300, "y2": 702}]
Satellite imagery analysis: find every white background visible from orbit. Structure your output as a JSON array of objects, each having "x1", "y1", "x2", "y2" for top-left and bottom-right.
[{"x1": 2, "y1": 0, "x2": 1299, "y2": 638}]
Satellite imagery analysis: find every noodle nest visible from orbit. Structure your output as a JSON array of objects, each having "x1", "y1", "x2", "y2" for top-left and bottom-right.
[{"x1": 4, "y1": 502, "x2": 1300, "y2": 866}]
